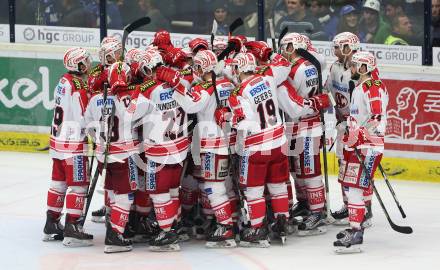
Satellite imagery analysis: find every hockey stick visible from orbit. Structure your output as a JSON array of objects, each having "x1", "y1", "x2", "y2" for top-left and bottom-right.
[
  {"x1": 211, "y1": 71, "x2": 250, "y2": 227},
  {"x1": 353, "y1": 147, "x2": 413, "y2": 234},
  {"x1": 120, "y1": 16, "x2": 151, "y2": 60},
  {"x1": 378, "y1": 163, "x2": 407, "y2": 218},
  {"x1": 295, "y1": 48, "x2": 335, "y2": 223},
  {"x1": 217, "y1": 18, "x2": 244, "y2": 60},
  {"x1": 211, "y1": 19, "x2": 218, "y2": 50},
  {"x1": 278, "y1": 27, "x2": 288, "y2": 54}
]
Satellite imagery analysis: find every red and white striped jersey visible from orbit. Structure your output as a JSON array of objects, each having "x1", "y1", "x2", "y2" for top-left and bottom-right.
[
  {"x1": 173, "y1": 77, "x2": 235, "y2": 155},
  {"x1": 229, "y1": 59, "x2": 290, "y2": 154},
  {"x1": 85, "y1": 88, "x2": 139, "y2": 163},
  {"x1": 349, "y1": 78, "x2": 389, "y2": 151},
  {"x1": 126, "y1": 79, "x2": 190, "y2": 164},
  {"x1": 50, "y1": 73, "x2": 89, "y2": 160},
  {"x1": 285, "y1": 57, "x2": 321, "y2": 138}
]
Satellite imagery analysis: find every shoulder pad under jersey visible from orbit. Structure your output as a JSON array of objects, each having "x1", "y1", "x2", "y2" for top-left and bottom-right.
[{"x1": 139, "y1": 80, "x2": 157, "y2": 92}]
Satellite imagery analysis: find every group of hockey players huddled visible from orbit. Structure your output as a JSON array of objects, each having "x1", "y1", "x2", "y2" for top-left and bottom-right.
[{"x1": 42, "y1": 29, "x2": 388, "y2": 254}]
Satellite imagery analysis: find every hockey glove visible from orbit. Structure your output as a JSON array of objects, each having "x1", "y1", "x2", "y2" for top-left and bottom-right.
[
  {"x1": 307, "y1": 93, "x2": 331, "y2": 112},
  {"x1": 244, "y1": 41, "x2": 273, "y2": 62},
  {"x1": 214, "y1": 107, "x2": 232, "y2": 129},
  {"x1": 156, "y1": 66, "x2": 182, "y2": 88}
]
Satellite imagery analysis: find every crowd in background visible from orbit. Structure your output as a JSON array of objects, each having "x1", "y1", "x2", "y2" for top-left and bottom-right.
[{"x1": 0, "y1": 0, "x2": 439, "y2": 46}]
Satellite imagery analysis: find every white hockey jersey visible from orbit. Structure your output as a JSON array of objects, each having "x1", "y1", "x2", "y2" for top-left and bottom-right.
[
  {"x1": 173, "y1": 77, "x2": 236, "y2": 155},
  {"x1": 126, "y1": 79, "x2": 190, "y2": 164},
  {"x1": 324, "y1": 61, "x2": 354, "y2": 121},
  {"x1": 348, "y1": 78, "x2": 389, "y2": 151},
  {"x1": 85, "y1": 88, "x2": 139, "y2": 163},
  {"x1": 229, "y1": 57, "x2": 291, "y2": 154},
  {"x1": 49, "y1": 73, "x2": 89, "y2": 160},
  {"x1": 284, "y1": 57, "x2": 321, "y2": 138}
]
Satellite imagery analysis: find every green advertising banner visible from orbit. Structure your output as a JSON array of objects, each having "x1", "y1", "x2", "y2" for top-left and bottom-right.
[{"x1": 0, "y1": 56, "x2": 64, "y2": 128}]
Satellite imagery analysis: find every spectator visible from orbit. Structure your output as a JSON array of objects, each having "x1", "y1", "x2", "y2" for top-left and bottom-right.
[
  {"x1": 359, "y1": 0, "x2": 391, "y2": 44},
  {"x1": 115, "y1": 0, "x2": 144, "y2": 27},
  {"x1": 336, "y1": 5, "x2": 365, "y2": 41},
  {"x1": 82, "y1": 0, "x2": 123, "y2": 29},
  {"x1": 275, "y1": 0, "x2": 325, "y2": 40},
  {"x1": 228, "y1": 0, "x2": 256, "y2": 21},
  {"x1": 59, "y1": 0, "x2": 95, "y2": 28},
  {"x1": 432, "y1": 0, "x2": 440, "y2": 47},
  {"x1": 1, "y1": 1, "x2": 9, "y2": 24},
  {"x1": 212, "y1": 0, "x2": 230, "y2": 35},
  {"x1": 137, "y1": 0, "x2": 171, "y2": 32},
  {"x1": 309, "y1": 0, "x2": 339, "y2": 40},
  {"x1": 384, "y1": 0, "x2": 405, "y2": 25},
  {"x1": 384, "y1": 14, "x2": 413, "y2": 45}
]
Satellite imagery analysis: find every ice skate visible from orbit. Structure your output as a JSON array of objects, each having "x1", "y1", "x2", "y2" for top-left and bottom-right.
[
  {"x1": 195, "y1": 217, "x2": 216, "y2": 240},
  {"x1": 289, "y1": 200, "x2": 311, "y2": 219},
  {"x1": 149, "y1": 230, "x2": 180, "y2": 252},
  {"x1": 91, "y1": 206, "x2": 106, "y2": 223},
  {"x1": 297, "y1": 212, "x2": 327, "y2": 236},
  {"x1": 173, "y1": 220, "x2": 191, "y2": 242},
  {"x1": 42, "y1": 211, "x2": 64, "y2": 241},
  {"x1": 133, "y1": 215, "x2": 161, "y2": 243},
  {"x1": 122, "y1": 211, "x2": 137, "y2": 240},
  {"x1": 62, "y1": 219, "x2": 93, "y2": 247},
  {"x1": 239, "y1": 226, "x2": 270, "y2": 248},
  {"x1": 287, "y1": 215, "x2": 299, "y2": 235},
  {"x1": 206, "y1": 224, "x2": 237, "y2": 248},
  {"x1": 270, "y1": 214, "x2": 288, "y2": 244},
  {"x1": 331, "y1": 205, "x2": 349, "y2": 226},
  {"x1": 104, "y1": 226, "x2": 132, "y2": 253},
  {"x1": 334, "y1": 228, "x2": 363, "y2": 254}
]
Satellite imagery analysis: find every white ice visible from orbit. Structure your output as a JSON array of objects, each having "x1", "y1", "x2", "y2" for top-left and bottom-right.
[{"x1": 0, "y1": 151, "x2": 439, "y2": 270}]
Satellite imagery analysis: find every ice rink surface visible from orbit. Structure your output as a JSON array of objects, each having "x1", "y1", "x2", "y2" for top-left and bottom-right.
[{"x1": 0, "y1": 151, "x2": 439, "y2": 270}]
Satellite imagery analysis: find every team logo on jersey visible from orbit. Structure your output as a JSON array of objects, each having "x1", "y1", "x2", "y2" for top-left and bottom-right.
[
  {"x1": 56, "y1": 85, "x2": 65, "y2": 96},
  {"x1": 303, "y1": 137, "x2": 314, "y2": 175},
  {"x1": 127, "y1": 99, "x2": 137, "y2": 114},
  {"x1": 249, "y1": 82, "x2": 268, "y2": 97},
  {"x1": 128, "y1": 156, "x2": 139, "y2": 190},
  {"x1": 145, "y1": 160, "x2": 156, "y2": 191},
  {"x1": 73, "y1": 156, "x2": 85, "y2": 182}
]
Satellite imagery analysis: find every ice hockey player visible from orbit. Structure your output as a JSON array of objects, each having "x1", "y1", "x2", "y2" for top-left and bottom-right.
[
  {"x1": 88, "y1": 36, "x2": 123, "y2": 224},
  {"x1": 334, "y1": 51, "x2": 388, "y2": 253},
  {"x1": 43, "y1": 47, "x2": 93, "y2": 247},
  {"x1": 216, "y1": 51, "x2": 292, "y2": 247},
  {"x1": 124, "y1": 49, "x2": 189, "y2": 252},
  {"x1": 85, "y1": 62, "x2": 140, "y2": 253},
  {"x1": 160, "y1": 50, "x2": 237, "y2": 248},
  {"x1": 279, "y1": 33, "x2": 328, "y2": 236},
  {"x1": 324, "y1": 32, "x2": 361, "y2": 225}
]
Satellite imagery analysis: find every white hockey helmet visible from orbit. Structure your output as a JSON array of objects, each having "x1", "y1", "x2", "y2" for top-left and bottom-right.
[
  {"x1": 280, "y1": 33, "x2": 307, "y2": 52},
  {"x1": 125, "y1": 48, "x2": 144, "y2": 65},
  {"x1": 99, "y1": 40, "x2": 123, "y2": 66},
  {"x1": 212, "y1": 36, "x2": 228, "y2": 55},
  {"x1": 301, "y1": 34, "x2": 314, "y2": 50},
  {"x1": 351, "y1": 51, "x2": 377, "y2": 75},
  {"x1": 138, "y1": 50, "x2": 164, "y2": 77},
  {"x1": 232, "y1": 52, "x2": 257, "y2": 73},
  {"x1": 333, "y1": 32, "x2": 361, "y2": 55},
  {"x1": 63, "y1": 47, "x2": 92, "y2": 73},
  {"x1": 100, "y1": 36, "x2": 119, "y2": 46},
  {"x1": 193, "y1": 50, "x2": 218, "y2": 74}
]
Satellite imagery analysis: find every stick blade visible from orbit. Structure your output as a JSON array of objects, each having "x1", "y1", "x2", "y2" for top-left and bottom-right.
[
  {"x1": 229, "y1": 17, "x2": 244, "y2": 34},
  {"x1": 391, "y1": 222, "x2": 413, "y2": 234},
  {"x1": 124, "y1": 16, "x2": 151, "y2": 33}
]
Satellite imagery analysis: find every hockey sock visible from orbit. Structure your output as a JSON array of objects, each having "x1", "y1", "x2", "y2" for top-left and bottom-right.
[
  {"x1": 305, "y1": 176, "x2": 325, "y2": 213},
  {"x1": 110, "y1": 194, "x2": 133, "y2": 234},
  {"x1": 134, "y1": 190, "x2": 152, "y2": 216},
  {"x1": 47, "y1": 180, "x2": 67, "y2": 218},
  {"x1": 65, "y1": 186, "x2": 87, "y2": 221},
  {"x1": 346, "y1": 187, "x2": 365, "y2": 229},
  {"x1": 268, "y1": 183, "x2": 289, "y2": 218},
  {"x1": 205, "y1": 182, "x2": 233, "y2": 225},
  {"x1": 286, "y1": 180, "x2": 294, "y2": 208},
  {"x1": 245, "y1": 186, "x2": 266, "y2": 228},
  {"x1": 151, "y1": 193, "x2": 177, "y2": 231},
  {"x1": 294, "y1": 176, "x2": 307, "y2": 203},
  {"x1": 170, "y1": 188, "x2": 181, "y2": 222},
  {"x1": 200, "y1": 183, "x2": 214, "y2": 217}
]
